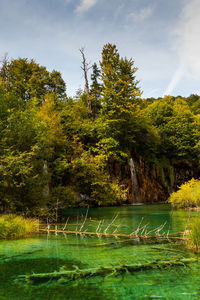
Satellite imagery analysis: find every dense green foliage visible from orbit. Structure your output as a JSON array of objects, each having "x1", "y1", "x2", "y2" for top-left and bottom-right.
[
  {"x1": 169, "y1": 179, "x2": 200, "y2": 208},
  {"x1": 0, "y1": 44, "x2": 199, "y2": 216},
  {"x1": 146, "y1": 96, "x2": 200, "y2": 160},
  {"x1": 0, "y1": 214, "x2": 38, "y2": 238}
]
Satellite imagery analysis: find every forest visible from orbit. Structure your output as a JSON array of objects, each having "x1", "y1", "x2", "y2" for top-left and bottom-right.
[{"x1": 0, "y1": 43, "x2": 200, "y2": 217}]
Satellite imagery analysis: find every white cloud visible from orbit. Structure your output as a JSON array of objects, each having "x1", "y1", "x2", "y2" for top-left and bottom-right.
[
  {"x1": 165, "y1": 0, "x2": 200, "y2": 95},
  {"x1": 128, "y1": 6, "x2": 153, "y2": 22},
  {"x1": 163, "y1": 64, "x2": 185, "y2": 96},
  {"x1": 75, "y1": 0, "x2": 98, "y2": 14}
]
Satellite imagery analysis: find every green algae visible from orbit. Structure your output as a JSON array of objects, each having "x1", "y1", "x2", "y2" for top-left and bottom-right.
[{"x1": 15, "y1": 257, "x2": 197, "y2": 286}]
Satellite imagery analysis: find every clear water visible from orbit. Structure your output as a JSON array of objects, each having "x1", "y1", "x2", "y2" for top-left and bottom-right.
[{"x1": 0, "y1": 204, "x2": 200, "y2": 299}]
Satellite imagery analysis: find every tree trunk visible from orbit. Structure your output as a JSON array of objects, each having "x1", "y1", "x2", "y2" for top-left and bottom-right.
[{"x1": 79, "y1": 47, "x2": 93, "y2": 116}]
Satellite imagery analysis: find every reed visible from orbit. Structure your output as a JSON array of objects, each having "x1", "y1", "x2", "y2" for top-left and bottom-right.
[
  {"x1": 0, "y1": 214, "x2": 38, "y2": 239},
  {"x1": 187, "y1": 219, "x2": 200, "y2": 251}
]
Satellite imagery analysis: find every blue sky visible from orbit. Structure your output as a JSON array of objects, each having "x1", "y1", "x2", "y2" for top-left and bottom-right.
[{"x1": 0, "y1": 0, "x2": 200, "y2": 98}]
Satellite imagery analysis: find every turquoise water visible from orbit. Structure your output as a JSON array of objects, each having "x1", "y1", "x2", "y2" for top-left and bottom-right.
[{"x1": 0, "y1": 204, "x2": 200, "y2": 299}]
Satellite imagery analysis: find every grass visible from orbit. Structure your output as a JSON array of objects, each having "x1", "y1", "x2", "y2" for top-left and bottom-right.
[
  {"x1": 187, "y1": 219, "x2": 200, "y2": 251},
  {"x1": 0, "y1": 214, "x2": 38, "y2": 239}
]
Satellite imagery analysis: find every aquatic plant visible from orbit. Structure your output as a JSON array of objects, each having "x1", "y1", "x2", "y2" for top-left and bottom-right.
[
  {"x1": 187, "y1": 219, "x2": 200, "y2": 251},
  {"x1": 169, "y1": 178, "x2": 200, "y2": 208},
  {"x1": 0, "y1": 214, "x2": 38, "y2": 239}
]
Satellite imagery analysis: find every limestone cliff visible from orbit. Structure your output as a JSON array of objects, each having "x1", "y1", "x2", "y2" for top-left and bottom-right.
[{"x1": 111, "y1": 157, "x2": 200, "y2": 204}]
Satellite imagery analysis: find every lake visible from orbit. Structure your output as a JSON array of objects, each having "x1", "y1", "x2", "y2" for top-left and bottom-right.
[{"x1": 0, "y1": 204, "x2": 199, "y2": 299}]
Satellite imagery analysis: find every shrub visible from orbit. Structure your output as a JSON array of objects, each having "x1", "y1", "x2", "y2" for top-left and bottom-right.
[
  {"x1": 169, "y1": 178, "x2": 200, "y2": 208},
  {"x1": 0, "y1": 214, "x2": 38, "y2": 239}
]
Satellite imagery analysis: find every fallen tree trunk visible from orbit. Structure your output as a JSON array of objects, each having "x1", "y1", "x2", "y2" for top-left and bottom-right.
[
  {"x1": 16, "y1": 257, "x2": 197, "y2": 286},
  {"x1": 39, "y1": 228, "x2": 183, "y2": 240}
]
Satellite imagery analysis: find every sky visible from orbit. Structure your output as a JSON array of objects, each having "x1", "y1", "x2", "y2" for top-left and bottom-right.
[{"x1": 0, "y1": 0, "x2": 200, "y2": 98}]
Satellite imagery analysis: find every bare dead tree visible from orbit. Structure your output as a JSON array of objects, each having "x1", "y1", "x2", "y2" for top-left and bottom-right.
[{"x1": 79, "y1": 47, "x2": 93, "y2": 116}]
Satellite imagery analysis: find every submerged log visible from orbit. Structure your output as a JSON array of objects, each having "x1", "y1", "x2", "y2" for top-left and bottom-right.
[{"x1": 16, "y1": 257, "x2": 197, "y2": 286}]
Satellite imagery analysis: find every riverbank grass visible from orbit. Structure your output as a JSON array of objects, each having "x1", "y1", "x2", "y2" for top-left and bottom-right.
[
  {"x1": 187, "y1": 219, "x2": 200, "y2": 251},
  {"x1": 0, "y1": 214, "x2": 38, "y2": 239}
]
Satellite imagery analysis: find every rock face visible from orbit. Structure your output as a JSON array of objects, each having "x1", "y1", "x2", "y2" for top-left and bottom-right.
[{"x1": 111, "y1": 157, "x2": 200, "y2": 204}]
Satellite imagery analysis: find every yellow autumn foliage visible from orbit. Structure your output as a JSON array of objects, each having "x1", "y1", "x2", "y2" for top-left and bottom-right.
[
  {"x1": 37, "y1": 94, "x2": 66, "y2": 146},
  {"x1": 169, "y1": 178, "x2": 200, "y2": 208}
]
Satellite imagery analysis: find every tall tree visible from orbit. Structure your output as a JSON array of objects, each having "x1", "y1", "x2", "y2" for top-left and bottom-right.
[
  {"x1": 90, "y1": 63, "x2": 102, "y2": 117},
  {"x1": 100, "y1": 43, "x2": 141, "y2": 113},
  {"x1": 99, "y1": 43, "x2": 147, "y2": 154}
]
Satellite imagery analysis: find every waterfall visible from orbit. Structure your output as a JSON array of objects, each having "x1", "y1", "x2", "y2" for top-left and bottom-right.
[
  {"x1": 129, "y1": 158, "x2": 141, "y2": 204},
  {"x1": 43, "y1": 161, "x2": 50, "y2": 197}
]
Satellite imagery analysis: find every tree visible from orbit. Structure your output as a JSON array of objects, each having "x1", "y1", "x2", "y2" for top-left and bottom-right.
[
  {"x1": 90, "y1": 63, "x2": 102, "y2": 117},
  {"x1": 100, "y1": 43, "x2": 141, "y2": 114},
  {"x1": 98, "y1": 43, "x2": 157, "y2": 158},
  {"x1": 146, "y1": 96, "x2": 199, "y2": 160},
  {"x1": 0, "y1": 58, "x2": 66, "y2": 102},
  {"x1": 0, "y1": 89, "x2": 68, "y2": 214},
  {"x1": 79, "y1": 48, "x2": 92, "y2": 116},
  {"x1": 0, "y1": 53, "x2": 9, "y2": 82},
  {"x1": 186, "y1": 94, "x2": 200, "y2": 115},
  {"x1": 37, "y1": 94, "x2": 66, "y2": 150},
  {"x1": 0, "y1": 104, "x2": 49, "y2": 213}
]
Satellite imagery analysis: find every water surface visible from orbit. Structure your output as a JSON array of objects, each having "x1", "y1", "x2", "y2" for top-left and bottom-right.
[{"x1": 0, "y1": 204, "x2": 199, "y2": 299}]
